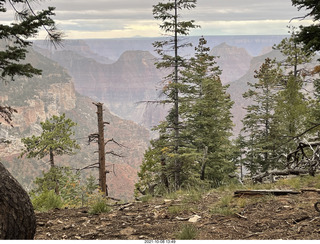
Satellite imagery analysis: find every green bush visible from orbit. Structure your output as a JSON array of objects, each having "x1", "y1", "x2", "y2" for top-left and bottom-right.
[
  {"x1": 30, "y1": 167, "x2": 99, "y2": 209},
  {"x1": 139, "y1": 194, "x2": 153, "y2": 203},
  {"x1": 31, "y1": 190, "x2": 63, "y2": 212},
  {"x1": 176, "y1": 224, "x2": 198, "y2": 240},
  {"x1": 89, "y1": 197, "x2": 111, "y2": 214},
  {"x1": 210, "y1": 194, "x2": 237, "y2": 216}
]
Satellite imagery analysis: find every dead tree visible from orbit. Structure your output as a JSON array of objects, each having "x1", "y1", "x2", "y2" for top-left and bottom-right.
[
  {"x1": 86, "y1": 102, "x2": 125, "y2": 197},
  {"x1": 285, "y1": 140, "x2": 320, "y2": 176},
  {"x1": 0, "y1": 162, "x2": 36, "y2": 239},
  {"x1": 252, "y1": 138, "x2": 320, "y2": 182}
]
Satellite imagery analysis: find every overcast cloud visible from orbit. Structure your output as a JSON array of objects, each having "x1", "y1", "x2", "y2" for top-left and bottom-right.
[{"x1": 5, "y1": 0, "x2": 313, "y2": 39}]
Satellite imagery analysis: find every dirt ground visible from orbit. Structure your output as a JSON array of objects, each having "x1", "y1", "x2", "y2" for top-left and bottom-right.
[{"x1": 35, "y1": 190, "x2": 320, "y2": 240}]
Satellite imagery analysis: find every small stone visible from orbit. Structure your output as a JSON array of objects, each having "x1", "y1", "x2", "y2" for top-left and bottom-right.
[
  {"x1": 37, "y1": 222, "x2": 45, "y2": 226},
  {"x1": 63, "y1": 224, "x2": 75, "y2": 230},
  {"x1": 75, "y1": 236, "x2": 81, "y2": 240},
  {"x1": 154, "y1": 212, "x2": 159, "y2": 219},
  {"x1": 46, "y1": 220, "x2": 54, "y2": 226},
  {"x1": 57, "y1": 220, "x2": 63, "y2": 224},
  {"x1": 188, "y1": 215, "x2": 201, "y2": 223}
]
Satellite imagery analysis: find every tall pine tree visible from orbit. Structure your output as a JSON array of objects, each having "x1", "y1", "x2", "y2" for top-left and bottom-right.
[
  {"x1": 151, "y1": 0, "x2": 199, "y2": 189},
  {"x1": 179, "y1": 37, "x2": 234, "y2": 187},
  {"x1": 241, "y1": 58, "x2": 283, "y2": 174},
  {"x1": 136, "y1": 37, "x2": 235, "y2": 194},
  {"x1": 271, "y1": 28, "x2": 313, "y2": 160}
]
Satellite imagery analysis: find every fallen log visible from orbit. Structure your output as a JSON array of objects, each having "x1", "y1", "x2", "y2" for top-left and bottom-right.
[
  {"x1": 301, "y1": 188, "x2": 320, "y2": 194},
  {"x1": 234, "y1": 189, "x2": 301, "y2": 197}
]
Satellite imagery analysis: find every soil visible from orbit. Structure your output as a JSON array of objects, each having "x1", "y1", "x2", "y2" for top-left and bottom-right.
[{"x1": 35, "y1": 190, "x2": 320, "y2": 240}]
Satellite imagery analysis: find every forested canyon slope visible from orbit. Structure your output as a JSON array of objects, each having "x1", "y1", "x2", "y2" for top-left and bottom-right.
[{"x1": 1, "y1": 36, "x2": 287, "y2": 200}]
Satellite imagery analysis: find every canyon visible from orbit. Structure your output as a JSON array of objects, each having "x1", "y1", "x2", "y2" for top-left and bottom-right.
[{"x1": 1, "y1": 36, "x2": 287, "y2": 200}]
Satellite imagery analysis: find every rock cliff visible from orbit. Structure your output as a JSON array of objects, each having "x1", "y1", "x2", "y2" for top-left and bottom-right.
[
  {"x1": 210, "y1": 42, "x2": 252, "y2": 84},
  {"x1": 33, "y1": 45, "x2": 169, "y2": 130}
]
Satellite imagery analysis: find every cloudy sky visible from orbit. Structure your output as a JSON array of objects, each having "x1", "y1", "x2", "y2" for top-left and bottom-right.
[{"x1": 6, "y1": 0, "x2": 313, "y2": 39}]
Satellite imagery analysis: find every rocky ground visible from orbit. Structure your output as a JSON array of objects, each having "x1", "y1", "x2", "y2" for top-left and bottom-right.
[{"x1": 35, "y1": 189, "x2": 320, "y2": 240}]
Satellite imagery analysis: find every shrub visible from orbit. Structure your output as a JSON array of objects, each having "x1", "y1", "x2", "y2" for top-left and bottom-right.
[
  {"x1": 89, "y1": 194, "x2": 111, "y2": 214},
  {"x1": 139, "y1": 194, "x2": 153, "y2": 203},
  {"x1": 30, "y1": 167, "x2": 99, "y2": 209},
  {"x1": 176, "y1": 224, "x2": 198, "y2": 240},
  {"x1": 31, "y1": 190, "x2": 63, "y2": 212},
  {"x1": 210, "y1": 194, "x2": 236, "y2": 216}
]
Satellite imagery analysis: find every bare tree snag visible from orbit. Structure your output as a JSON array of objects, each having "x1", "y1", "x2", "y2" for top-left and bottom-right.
[
  {"x1": 88, "y1": 103, "x2": 125, "y2": 197},
  {"x1": 0, "y1": 162, "x2": 36, "y2": 239},
  {"x1": 94, "y1": 102, "x2": 107, "y2": 196}
]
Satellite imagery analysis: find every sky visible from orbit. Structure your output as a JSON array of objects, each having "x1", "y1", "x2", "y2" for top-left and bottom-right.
[{"x1": 4, "y1": 0, "x2": 313, "y2": 39}]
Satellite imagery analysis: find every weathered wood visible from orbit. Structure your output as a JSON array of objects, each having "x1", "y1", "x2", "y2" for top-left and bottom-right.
[
  {"x1": 301, "y1": 188, "x2": 320, "y2": 194},
  {"x1": 234, "y1": 189, "x2": 301, "y2": 197},
  {"x1": 0, "y1": 162, "x2": 36, "y2": 239},
  {"x1": 94, "y1": 102, "x2": 107, "y2": 196},
  {"x1": 252, "y1": 169, "x2": 309, "y2": 182}
]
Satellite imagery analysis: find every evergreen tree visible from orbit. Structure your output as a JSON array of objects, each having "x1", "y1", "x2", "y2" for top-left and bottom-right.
[
  {"x1": 152, "y1": 0, "x2": 199, "y2": 189},
  {"x1": 232, "y1": 133, "x2": 246, "y2": 181},
  {"x1": 21, "y1": 113, "x2": 80, "y2": 168},
  {"x1": 179, "y1": 37, "x2": 234, "y2": 187},
  {"x1": 291, "y1": 0, "x2": 320, "y2": 53},
  {"x1": 136, "y1": 37, "x2": 235, "y2": 193},
  {"x1": 241, "y1": 29, "x2": 315, "y2": 176},
  {"x1": 271, "y1": 29, "x2": 313, "y2": 159},
  {"x1": 241, "y1": 58, "x2": 283, "y2": 174},
  {"x1": 273, "y1": 27, "x2": 314, "y2": 78},
  {"x1": 0, "y1": 0, "x2": 62, "y2": 82}
]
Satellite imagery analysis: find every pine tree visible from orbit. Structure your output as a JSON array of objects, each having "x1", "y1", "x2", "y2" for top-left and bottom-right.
[
  {"x1": 20, "y1": 113, "x2": 80, "y2": 168},
  {"x1": 136, "y1": 37, "x2": 235, "y2": 193},
  {"x1": 241, "y1": 29, "x2": 315, "y2": 176},
  {"x1": 271, "y1": 28, "x2": 313, "y2": 159},
  {"x1": 241, "y1": 58, "x2": 283, "y2": 174},
  {"x1": 151, "y1": 0, "x2": 199, "y2": 189},
  {"x1": 291, "y1": 0, "x2": 320, "y2": 53},
  {"x1": 179, "y1": 37, "x2": 234, "y2": 187}
]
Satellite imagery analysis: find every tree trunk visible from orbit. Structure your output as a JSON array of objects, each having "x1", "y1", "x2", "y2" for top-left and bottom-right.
[
  {"x1": 160, "y1": 155, "x2": 169, "y2": 189},
  {"x1": 200, "y1": 146, "x2": 208, "y2": 181},
  {"x1": 0, "y1": 162, "x2": 36, "y2": 239},
  {"x1": 49, "y1": 147, "x2": 54, "y2": 168}
]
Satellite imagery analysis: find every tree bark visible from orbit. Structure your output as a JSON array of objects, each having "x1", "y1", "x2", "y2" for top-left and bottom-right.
[
  {"x1": 49, "y1": 147, "x2": 54, "y2": 168},
  {"x1": 0, "y1": 162, "x2": 36, "y2": 239}
]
